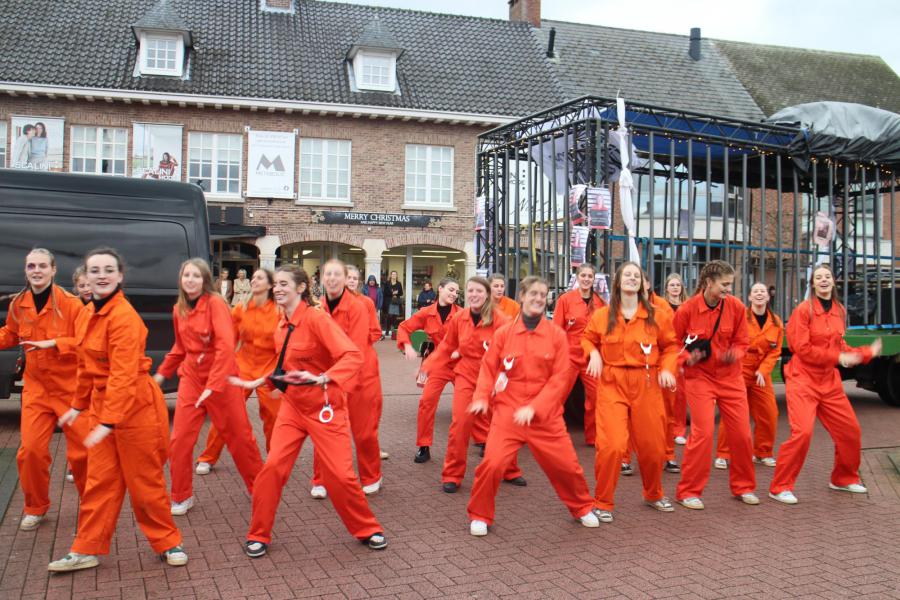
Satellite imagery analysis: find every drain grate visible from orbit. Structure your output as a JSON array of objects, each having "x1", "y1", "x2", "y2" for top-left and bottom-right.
[{"x1": 0, "y1": 449, "x2": 18, "y2": 522}]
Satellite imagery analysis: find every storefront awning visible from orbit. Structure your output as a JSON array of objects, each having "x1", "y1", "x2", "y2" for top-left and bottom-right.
[{"x1": 209, "y1": 223, "x2": 266, "y2": 240}]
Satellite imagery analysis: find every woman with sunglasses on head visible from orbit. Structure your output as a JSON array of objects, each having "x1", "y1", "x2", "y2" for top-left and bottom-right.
[
  {"x1": 195, "y1": 268, "x2": 280, "y2": 476},
  {"x1": 48, "y1": 247, "x2": 186, "y2": 572},
  {"x1": 397, "y1": 277, "x2": 461, "y2": 463},
  {"x1": 673, "y1": 260, "x2": 758, "y2": 510},
  {"x1": 466, "y1": 276, "x2": 599, "y2": 536},
  {"x1": 582, "y1": 261, "x2": 679, "y2": 522},
  {"x1": 232, "y1": 265, "x2": 386, "y2": 556},
  {"x1": 553, "y1": 263, "x2": 605, "y2": 447},
  {"x1": 153, "y1": 259, "x2": 263, "y2": 516},
  {"x1": 768, "y1": 265, "x2": 881, "y2": 504}
]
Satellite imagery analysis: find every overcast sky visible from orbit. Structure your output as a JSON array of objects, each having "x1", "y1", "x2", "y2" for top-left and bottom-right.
[{"x1": 327, "y1": 0, "x2": 900, "y2": 76}]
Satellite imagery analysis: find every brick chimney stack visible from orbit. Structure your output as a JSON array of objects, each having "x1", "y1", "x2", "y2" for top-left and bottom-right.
[{"x1": 508, "y1": 0, "x2": 540, "y2": 28}]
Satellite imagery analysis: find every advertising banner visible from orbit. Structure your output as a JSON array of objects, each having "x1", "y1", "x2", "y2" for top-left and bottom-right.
[
  {"x1": 133, "y1": 123, "x2": 183, "y2": 180},
  {"x1": 9, "y1": 116, "x2": 65, "y2": 171},
  {"x1": 570, "y1": 225, "x2": 589, "y2": 267},
  {"x1": 587, "y1": 186, "x2": 611, "y2": 229},
  {"x1": 247, "y1": 130, "x2": 295, "y2": 198}
]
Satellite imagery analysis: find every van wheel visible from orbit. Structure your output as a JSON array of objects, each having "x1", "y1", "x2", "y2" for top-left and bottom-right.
[{"x1": 877, "y1": 361, "x2": 900, "y2": 407}]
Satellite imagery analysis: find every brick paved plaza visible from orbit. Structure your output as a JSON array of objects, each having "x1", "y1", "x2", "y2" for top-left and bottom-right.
[{"x1": 0, "y1": 342, "x2": 898, "y2": 600}]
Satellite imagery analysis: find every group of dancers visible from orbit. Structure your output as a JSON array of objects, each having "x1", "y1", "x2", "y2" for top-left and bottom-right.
[{"x1": 0, "y1": 247, "x2": 880, "y2": 573}]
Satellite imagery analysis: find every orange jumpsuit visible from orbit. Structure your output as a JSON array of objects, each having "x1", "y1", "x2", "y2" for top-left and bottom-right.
[
  {"x1": 770, "y1": 298, "x2": 873, "y2": 494},
  {"x1": 717, "y1": 309, "x2": 783, "y2": 461},
  {"x1": 553, "y1": 289, "x2": 605, "y2": 446},
  {"x1": 474, "y1": 295, "x2": 519, "y2": 444},
  {"x1": 397, "y1": 302, "x2": 461, "y2": 447},
  {"x1": 674, "y1": 294, "x2": 755, "y2": 500},
  {"x1": 0, "y1": 285, "x2": 89, "y2": 516},
  {"x1": 496, "y1": 296, "x2": 520, "y2": 319},
  {"x1": 248, "y1": 302, "x2": 383, "y2": 544},
  {"x1": 312, "y1": 291, "x2": 381, "y2": 487},
  {"x1": 68, "y1": 290, "x2": 182, "y2": 555},
  {"x1": 467, "y1": 317, "x2": 594, "y2": 525},
  {"x1": 157, "y1": 294, "x2": 263, "y2": 503},
  {"x1": 422, "y1": 308, "x2": 522, "y2": 485},
  {"x1": 665, "y1": 302, "x2": 689, "y2": 441},
  {"x1": 198, "y1": 298, "x2": 281, "y2": 464},
  {"x1": 582, "y1": 304, "x2": 679, "y2": 510}
]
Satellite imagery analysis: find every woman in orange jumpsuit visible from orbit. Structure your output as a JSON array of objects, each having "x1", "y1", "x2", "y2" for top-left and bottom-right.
[
  {"x1": 663, "y1": 273, "x2": 688, "y2": 446},
  {"x1": 196, "y1": 269, "x2": 280, "y2": 475},
  {"x1": 466, "y1": 276, "x2": 600, "y2": 536},
  {"x1": 48, "y1": 247, "x2": 186, "y2": 572},
  {"x1": 582, "y1": 261, "x2": 679, "y2": 522},
  {"x1": 0, "y1": 249, "x2": 88, "y2": 532},
  {"x1": 715, "y1": 282, "x2": 783, "y2": 469},
  {"x1": 154, "y1": 259, "x2": 263, "y2": 515},
  {"x1": 420, "y1": 277, "x2": 524, "y2": 492},
  {"x1": 398, "y1": 277, "x2": 460, "y2": 463},
  {"x1": 769, "y1": 265, "x2": 881, "y2": 504},
  {"x1": 553, "y1": 263, "x2": 605, "y2": 446},
  {"x1": 673, "y1": 260, "x2": 759, "y2": 509},
  {"x1": 310, "y1": 259, "x2": 383, "y2": 499},
  {"x1": 232, "y1": 265, "x2": 386, "y2": 557}
]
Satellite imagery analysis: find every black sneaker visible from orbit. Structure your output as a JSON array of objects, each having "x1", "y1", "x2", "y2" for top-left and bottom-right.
[
  {"x1": 621, "y1": 463, "x2": 634, "y2": 476},
  {"x1": 474, "y1": 442, "x2": 485, "y2": 457},
  {"x1": 664, "y1": 461, "x2": 681, "y2": 473},
  {"x1": 442, "y1": 482, "x2": 459, "y2": 493},
  {"x1": 503, "y1": 476, "x2": 527, "y2": 487},
  {"x1": 366, "y1": 533, "x2": 387, "y2": 550},
  {"x1": 245, "y1": 541, "x2": 267, "y2": 558},
  {"x1": 414, "y1": 446, "x2": 431, "y2": 463}
]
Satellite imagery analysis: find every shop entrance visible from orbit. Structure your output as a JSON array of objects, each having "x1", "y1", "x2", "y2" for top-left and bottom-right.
[
  {"x1": 381, "y1": 245, "x2": 467, "y2": 323},
  {"x1": 277, "y1": 241, "x2": 365, "y2": 298}
]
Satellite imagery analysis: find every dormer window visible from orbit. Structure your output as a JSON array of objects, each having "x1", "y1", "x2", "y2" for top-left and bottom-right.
[
  {"x1": 355, "y1": 52, "x2": 396, "y2": 92},
  {"x1": 131, "y1": 0, "x2": 192, "y2": 78},
  {"x1": 140, "y1": 33, "x2": 184, "y2": 76},
  {"x1": 346, "y1": 17, "x2": 404, "y2": 94}
]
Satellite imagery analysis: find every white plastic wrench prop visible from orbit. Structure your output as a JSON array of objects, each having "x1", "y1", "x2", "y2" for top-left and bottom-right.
[
  {"x1": 639, "y1": 343, "x2": 653, "y2": 381},
  {"x1": 318, "y1": 380, "x2": 334, "y2": 424},
  {"x1": 494, "y1": 356, "x2": 515, "y2": 394}
]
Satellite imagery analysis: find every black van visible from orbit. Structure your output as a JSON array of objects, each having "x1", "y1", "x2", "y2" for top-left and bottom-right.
[{"x1": 0, "y1": 169, "x2": 209, "y2": 398}]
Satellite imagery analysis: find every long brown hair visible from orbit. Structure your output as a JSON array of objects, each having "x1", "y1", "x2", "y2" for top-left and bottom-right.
[
  {"x1": 467, "y1": 276, "x2": 495, "y2": 327},
  {"x1": 808, "y1": 264, "x2": 844, "y2": 318},
  {"x1": 607, "y1": 261, "x2": 655, "y2": 335},
  {"x1": 275, "y1": 264, "x2": 318, "y2": 307},
  {"x1": 4, "y1": 248, "x2": 63, "y2": 323},
  {"x1": 176, "y1": 258, "x2": 220, "y2": 317},
  {"x1": 694, "y1": 260, "x2": 735, "y2": 296},
  {"x1": 244, "y1": 268, "x2": 275, "y2": 308}
]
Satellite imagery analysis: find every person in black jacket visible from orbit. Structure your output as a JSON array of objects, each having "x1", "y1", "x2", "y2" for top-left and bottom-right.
[
  {"x1": 417, "y1": 281, "x2": 437, "y2": 309},
  {"x1": 381, "y1": 270, "x2": 404, "y2": 334}
]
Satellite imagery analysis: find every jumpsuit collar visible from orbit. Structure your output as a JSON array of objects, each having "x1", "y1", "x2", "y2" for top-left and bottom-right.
[{"x1": 91, "y1": 288, "x2": 126, "y2": 316}]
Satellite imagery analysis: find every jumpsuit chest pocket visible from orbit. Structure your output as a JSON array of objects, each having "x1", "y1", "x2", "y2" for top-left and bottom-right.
[
  {"x1": 716, "y1": 325, "x2": 733, "y2": 343},
  {"x1": 286, "y1": 340, "x2": 317, "y2": 366},
  {"x1": 603, "y1": 333, "x2": 625, "y2": 362}
]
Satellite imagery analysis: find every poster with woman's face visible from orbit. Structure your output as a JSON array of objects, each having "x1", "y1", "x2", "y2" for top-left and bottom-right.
[
  {"x1": 10, "y1": 116, "x2": 65, "y2": 171},
  {"x1": 132, "y1": 123, "x2": 183, "y2": 180}
]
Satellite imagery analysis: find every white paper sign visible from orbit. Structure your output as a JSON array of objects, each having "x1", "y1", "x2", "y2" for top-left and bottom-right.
[{"x1": 247, "y1": 130, "x2": 295, "y2": 198}]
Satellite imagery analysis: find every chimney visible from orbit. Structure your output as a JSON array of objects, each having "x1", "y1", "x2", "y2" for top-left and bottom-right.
[
  {"x1": 261, "y1": 0, "x2": 293, "y2": 11},
  {"x1": 509, "y1": 0, "x2": 540, "y2": 28},
  {"x1": 689, "y1": 27, "x2": 701, "y2": 61}
]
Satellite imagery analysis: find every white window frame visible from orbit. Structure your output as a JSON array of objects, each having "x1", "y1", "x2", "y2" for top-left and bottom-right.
[
  {"x1": 0, "y1": 122, "x2": 6, "y2": 167},
  {"x1": 353, "y1": 51, "x2": 396, "y2": 92},
  {"x1": 188, "y1": 132, "x2": 243, "y2": 201},
  {"x1": 69, "y1": 126, "x2": 128, "y2": 176},
  {"x1": 404, "y1": 144, "x2": 454, "y2": 210},
  {"x1": 298, "y1": 138, "x2": 352, "y2": 206},
  {"x1": 139, "y1": 32, "x2": 184, "y2": 77}
]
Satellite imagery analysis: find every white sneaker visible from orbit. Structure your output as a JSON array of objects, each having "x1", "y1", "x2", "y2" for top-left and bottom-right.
[
  {"x1": 579, "y1": 510, "x2": 600, "y2": 528},
  {"x1": 362, "y1": 478, "x2": 382, "y2": 495},
  {"x1": 592, "y1": 508, "x2": 614, "y2": 523},
  {"x1": 678, "y1": 497, "x2": 705, "y2": 510},
  {"x1": 753, "y1": 456, "x2": 777, "y2": 467},
  {"x1": 470, "y1": 520, "x2": 488, "y2": 536},
  {"x1": 714, "y1": 458, "x2": 728, "y2": 470},
  {"x1": 768, "y1": 490, "x2": 798, "y2": 504},
  {"x1": 737, "y1": 493, "x2": 760, "y2": 505},
  {"x1": 65, "y1": 470, "x2": 74, "y2": 483},
  {"x1": 674, "y1": 436, "x2": 687, "y2": 445},
  {"x1": 20, "y1": 514, "x2": 43, "y2": 531},
  {"x1": 829, "y1": 482, "x2": 868, "y2": 494},
  {"x1": 170, "y1": 497, "x2": 194, "y2": 516},
  {"x1": 48, "y1": 552, "x2": 99, "y2": 572},
  {"x1": 379, "y1": 450, "x2": 390, "y2": 460},
  {"x1": 310, "y1": 485, "x2": 328, "y2": 499},
  {"x1": 195, "y1": 462, "x2": 211, "y2": 475},
  {"x1": 162, "y1": 545, "x2": 188, "y2": 566}
]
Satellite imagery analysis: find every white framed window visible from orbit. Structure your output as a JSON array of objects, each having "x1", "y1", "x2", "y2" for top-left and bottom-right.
[
  {"x1": 70, "y1": 126, "x2": 128, "y2": 175},
  {"x1": 188, "y1": 132, "x2": 242, "y2": 197},
  {"x1": 0, "y1": 122, "x2": 6, "y2": 167},
  {"x1": 404, "y1": 144, "x2": 453, "y2": 208},
  {"x1": 139, "y1": 33, "x2": 184, "y2": 76},
  {"x1": 353, "y1": 52, "x2": 396, "y2": 92},
  {"x1": 299, "y1": 138, "x2": 351, "y2": 204}
]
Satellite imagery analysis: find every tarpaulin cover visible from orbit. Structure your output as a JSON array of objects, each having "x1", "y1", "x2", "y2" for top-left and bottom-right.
[{"x1": 767, "y1": 102, "x2": 900, "y2": 166}]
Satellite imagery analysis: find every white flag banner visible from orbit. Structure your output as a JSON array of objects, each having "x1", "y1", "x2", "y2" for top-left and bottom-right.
[
  {"x1": 247, "y1": 130, "x2": 296, "y2": 198},
  {"x1": 616, "y1": 97, "x2": 641, "y2": 264}
]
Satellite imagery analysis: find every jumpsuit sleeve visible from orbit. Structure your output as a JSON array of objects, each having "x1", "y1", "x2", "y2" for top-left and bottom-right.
[
  {"x1": 315, "y1": 313, "x2": 364, "y2": 388},
  {"x1": 580, "y1": 309, "x2": 604, "y2": 358},
  {"x1": 756, "y1": 321, "x2": 783, "y2": 376},
  {"x1": 786, "y1": 305, "x2": 840, "y2": 366},
  {"x1": 205, "y1": 297, "x2": 238, "y2": 393},
  {"x1": 531, "y1": 330, "x2": 574, "y2": 421},
  {"x1": 472, "y1": 325, "x2": 504, "y2": 407},
  {"x1": 422, "y1": 316, "x2": 460, "y2": 374},
  {"x1": 552, "y1": 295, "x2": 568, "y2": 327},
  {"x1": 673, "y1": 301, "x2": 691, "y2": 368},
  {"x1": 232, "y1": 304, "x2": 244, "y2": 351},
  {"x1": 655, "y1": 310, "x2": 680, "y2": 375},
  {"x1": 95, "y1": 310, "x2": 142, "y2": 425},
  {"x1": 365, "y1": 299, "x2": 381, "y2": 344},
  {"x1": 839, "y1": 337, "x2": 874, "y2": 363},
  {"x1": 0, "y1": 299, "x2": 21, "y2": 349},
  {"x1": 396, "y1": 308, "x2": 426, "y2": 349},
  {"x1": 156, "y1": 307, "x2": 186, "y2": 379},
  {"x1": 53, "y1": 294, "x2": 84, "y2": 355},
  {"x1": 725, "y1": 300, "x2": 750, "y2": 363}
]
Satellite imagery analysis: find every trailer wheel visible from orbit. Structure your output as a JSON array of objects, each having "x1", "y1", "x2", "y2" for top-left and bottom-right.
[{"x1": 877, "y1": 360, "x2": 900, "y2": 407}]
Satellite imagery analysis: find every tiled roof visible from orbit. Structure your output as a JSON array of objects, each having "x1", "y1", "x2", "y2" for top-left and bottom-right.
[
  {"x1": 0, "y1": 0, "x2": 562, "y2": 117},
  {"x1": 537, "y1": 20, "x2": 767, "y2": 122},
  {"x1": 132, "y1": 0, "x2": 190, "y2": 33},
  {"x1": 715, "y1": 40, "x2": 900, "y2": 116},
  {"x1": 351, "y1": 16, "x2": 403, "y2": 53}
]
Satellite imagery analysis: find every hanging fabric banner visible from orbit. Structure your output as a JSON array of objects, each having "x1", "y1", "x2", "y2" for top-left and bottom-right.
[
  {"x1": 568, "y1": 184, "x2": 587, "y2": 224},
  {"x1": 594, "y1": 273, "x2": 610, "y2": 304},
  {"x1": 615, "y1": 98, "x2": 641, "y2": 263},
  {"x1": 587, "y1": 186, "x2": 611, "y2": 229},
  {"x1": 247, "y1": 130, "x2": 296, "y2": 198},
  {"x1": 570, "y1": 225, "x2": 589, "y2": 267},
  {"x1": 475, "y1": 195, "x2": 486, "y2": 231}
]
